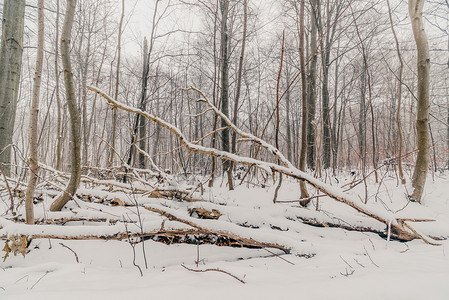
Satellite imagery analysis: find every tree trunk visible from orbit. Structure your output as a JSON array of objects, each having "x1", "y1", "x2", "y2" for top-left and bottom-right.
[
  {"x1": 0, "y1": 0, "x2": 26, "y2": 176},
  {"x1": 55, "y1": 0, "x2": 63, "y2": 171},
  {"x1": 306, "y1": 0, "x2": 318, "y2": 170},
  {"x1": 219, "y1": 0, "x2": 233, "y2": 189},
  {"x1": 25, "y1": 0, "x2": 45, "y2": 224},
  {"x1": 387, "y1": 0, "x2": 406, "y2": 184},
  {"x1": 208, "y1": 1, "x2": 220, "y2": 188},
  {"x1": 139, "y1": 38, "x2": 150, "y2": 169},
  {"x1": 320, "y1": 0, "x2": 339, "y2": 170},
  {"x1": 229, "y1": 0, "x2": 247, "y2": 190},
  {"x1": 50, "y1": 0, "x2": 82, "y2": 211},
  {"x1": 298, "y1": 0, "x2": 309, "y2": 199},
  {"x1": 285, "y1": 69, "x2": 292, "y2": 162},
  {"x1": 409, "y1": 0, "x2": 430, "y2": 203},
  {"x1": 358, "y1": 61, "x2": 367, "y2": 168},
  {"x1": 108, "y1": 0, "x2": 125, "y2": 168},
  {"x1": 125, "y1": 1, "x2": 158, "y2": 177}
]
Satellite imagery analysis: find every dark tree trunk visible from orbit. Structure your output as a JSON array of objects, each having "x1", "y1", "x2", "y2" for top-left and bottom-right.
[
  {"x1": 306, "y1": 0, "x2": 318, "y2": 170},
  {"x1": 219, "y1": 0, "x2": 233, "y2": 189}
]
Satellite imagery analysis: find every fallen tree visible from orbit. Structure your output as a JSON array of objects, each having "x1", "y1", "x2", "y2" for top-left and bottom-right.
[
  {"x1": 87, "y1": 85, "x2": 440, "y2": 244},
  {"x1": 0, "y1": 216, "x2": 290, "y2": 254}
]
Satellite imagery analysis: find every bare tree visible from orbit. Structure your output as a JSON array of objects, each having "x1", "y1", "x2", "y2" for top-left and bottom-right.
[
  {"x1": 229, "y1": 0, "x2": 248, "y2": 190},
  {"x1": 307, "y1": 0, "x2": 318, "y2": 170},
  {"x1": 108, "y1": 0, "x2": 125, "y2": 168},
  {"x1": 54, "y1": 0, "x2": 64, "y2": 171},
  {"x1": 295, "y1": 0, "x2": 309, "y2": 199},
  {"x1": 219, "y1": 0, "x2": 233, "y2": 189},
  {"x1": 24, "y1": 0, "x2": 45, "y2": 224},
  {"x1": 387, "y1": 0, "x2": 406, "y2": 184},
  {"x1": 50, "y1": 0, "x2": 82, "y2": 211},
  {"x1": 409, "y1": 0, "x2": 431, "y2": 203}
]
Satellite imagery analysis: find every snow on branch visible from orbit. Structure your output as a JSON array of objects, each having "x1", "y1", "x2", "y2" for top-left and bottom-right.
[{"x1": 86, "y1": 85, "x2": 439, "y2": 244}]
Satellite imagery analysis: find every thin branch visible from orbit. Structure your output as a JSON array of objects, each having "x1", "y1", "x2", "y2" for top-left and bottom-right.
[
  {"x1": 181, "y1": 264, "x2": 245, "y2": 284},
  {"x1": 59, "y1": 243, "x2": 80, "y2": 263}
]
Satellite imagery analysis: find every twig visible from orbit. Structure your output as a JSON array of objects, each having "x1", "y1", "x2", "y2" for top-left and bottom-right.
[
  {"x1": 264, "y1": 248, "x2": 295, "y2": 265},
  {"x1": 127, "y1": 181, "x2": 148, "y2": 269},
  {"x1": 363, "y1": 245, "x2": 379, "y2": 268},
  {"x1": 124, "y1": 220, "x2": 143, "y2": 277},
  {"x1": 59, "y1": 243, "x2": 79, "y2": 263},
  {"x1": 14, "y1": 275, "x2": 29, "y2": 285},
  {"x1": 400, "y1": 243, "x2": 410, "y2": 253},
  {"x1": 353, "y1": 258, "x2": 365, "y2": 268},
  {"x1": 399, "y1": 220, "x2": 440, "y2": 246},
  {"x1": 30, "y1": 271, "x2": 50, "y2": 290},
  {"x1": 340, "y1": 255, "x2": 353, "y2": 269},
  {"x1": 340, "y1": 268, "x2": 355, "y2": 277},
  {"x1": 181, "y1": 264, "x2": 246, "y2": 284}
]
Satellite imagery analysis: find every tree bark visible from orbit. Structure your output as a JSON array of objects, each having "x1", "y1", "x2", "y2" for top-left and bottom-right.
[
  {"x1": 55, "y1": 0, "x2": 63, "y2": 171},
  {"x1": 0, "y1": 0, "x2": 26, "y2": 176},
  {"x1": 409, "y1": 0, "x2": 430, "y2": 203},
  {"x1": 139, "y1": 38, "x2": 150, "y2": 169},
  {"x1": 298, "y1": 0, "x2": 309, "y2": 199},
  {"x1": 306, "y1": 0, "x2": 318, "y2": 170},
  {"x1": 219, "y1": 0, "x2": 233, "y2": 189},
  {"x1": 25, "y1": 0, "x2": 45, "y2": 224},
  {"x1": 50, "y1": 0, "x2": 82, "y2": 211}
]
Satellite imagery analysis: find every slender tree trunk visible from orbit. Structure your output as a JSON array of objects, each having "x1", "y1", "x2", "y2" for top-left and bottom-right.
[
  {"x1": 298, "y1": 0, "x2": 309, "y2": 199},
  {"x1": 387, "y1": 0, "x2": 406, "y2": 184},
  {"x1": 50, "y1": 0, "x2": 82, "y2": 211},
  {"x1": 320, "y1": 0, "x2": 340, "y2": 170},
  {"x1": 0, "y1": 0, "x2": 26, "y2": 176},
  {"x1": 219, "y1": 0, "x2": 232, "y2": 189},
  {"x1": 25, "y1": 0, "x2": 45, "y2": 224},
  {"x1": 209, "y1": 0, "x2": 220, "y2": 188},
  {"x1": 285, "y1": 69, "x2": 292, "y2": 162},
  {"x1": 331, "y1": 45, "x2": 340, "y2": 174},
  {"x1": 359, "y1": 61, "x2": 367, "y2": 169},
  {"x1": 321, "y1": 55, "x2": 332, "y2": 170},
  {"x1": 109, "y1": 0, "x2": 125, "y2": 168},
  {"x1": 139, "y1": 38, "x2": 150, "y2": 169},
  {"x1": 306, "y1": 0, "x2": 318, "y2": 170},
  {"x1": 80, "y1": 28, "x2": 94, "y2": 169},
  {"x1": 229, "y1": 0, "x2": 247, "y2": 190},
  {"x1": 409, "y1": 0, "x2": 430, "y2": 203},
  {"x1": 55, "y1": 0, "x2": 63, "y2": 171},
  {"x1": 125, "y1": 1, "x2": 158, "y2": 177},
  {"x1": 273, "y1": 32, "x2": 285, "y2": 203}
]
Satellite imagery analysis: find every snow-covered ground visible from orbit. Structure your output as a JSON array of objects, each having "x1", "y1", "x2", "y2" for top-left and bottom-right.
[{"x1": 1, "y1": 172, "x2": 448, "y2": 299}]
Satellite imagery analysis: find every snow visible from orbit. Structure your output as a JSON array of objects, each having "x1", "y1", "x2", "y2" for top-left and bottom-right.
[{"x1": 1, "y1": 173, "x2": 449, "y2": 299}]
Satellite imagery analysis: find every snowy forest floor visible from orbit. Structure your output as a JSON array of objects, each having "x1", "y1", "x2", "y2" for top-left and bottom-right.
[{"x1": 0, "y1": 170, "x2": 448, "y2": 300}]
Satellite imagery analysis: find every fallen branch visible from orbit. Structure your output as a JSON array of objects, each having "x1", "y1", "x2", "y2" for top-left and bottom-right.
[
  {"x1": 0, "y1": 216, "x2": 289, "y2": 253},
  {"x1": 59, "y1": 242, "x2": 79, "y2": 263},
  {"x1": 143, "y1": 206, "x2": 290, "y2": 252},
  {"x1": 86, "y1": 85, "x2": 439, "y2": 244},
  {"x1": 181, "y1": 264, "x2": 246, "y2": 284}
]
